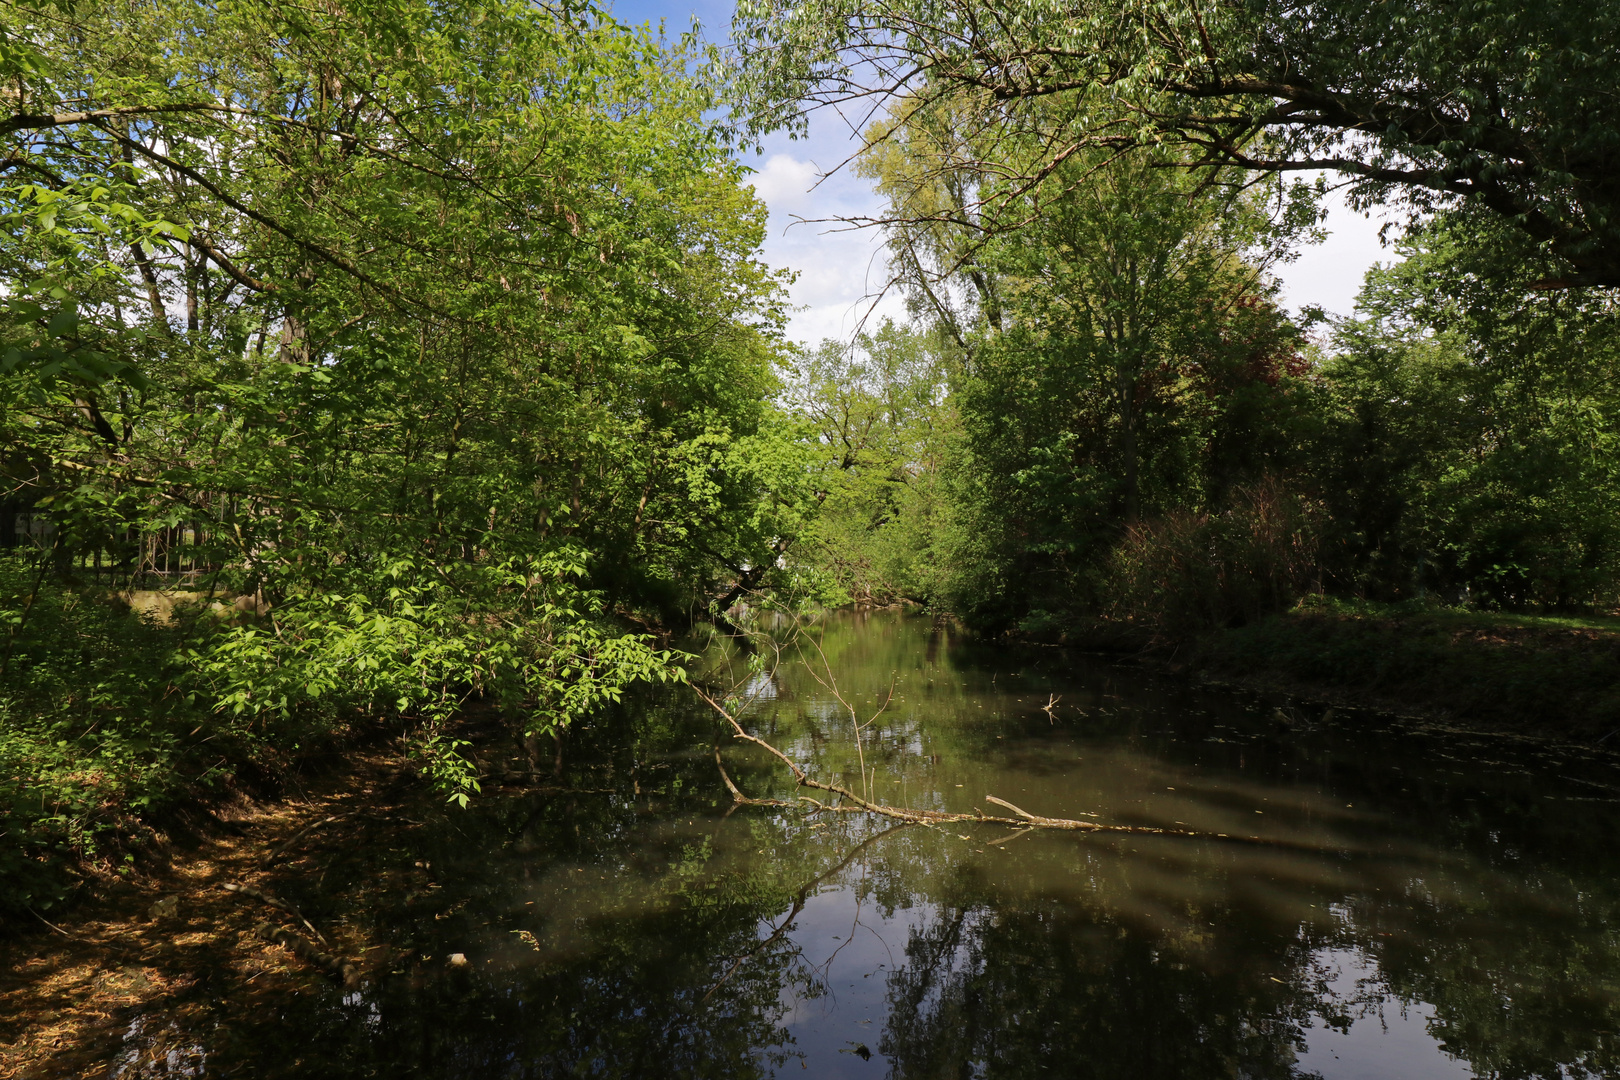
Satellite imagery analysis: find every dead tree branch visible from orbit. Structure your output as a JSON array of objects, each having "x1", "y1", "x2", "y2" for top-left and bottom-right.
[
  {"x1": 220, "y1": 881, "x2": 328, "y2": 944},
  {"x1": 695, "y1": 678, "x2": 1336, "y2": 849}
]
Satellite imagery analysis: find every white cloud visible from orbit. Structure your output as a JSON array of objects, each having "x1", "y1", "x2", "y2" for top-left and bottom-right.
[
  {"x1": 747, "y1": 136, "x2": 1403, "y2": 343},
  {"x1": 1274, "y1": 179, "x2": 1404, "y2": 319},
  {"x1": 747, "y1": 144, "x2": 906, "y2": 347},
  {"x1": 747, "y1": 154, "x2": 820, "y2": 217}
]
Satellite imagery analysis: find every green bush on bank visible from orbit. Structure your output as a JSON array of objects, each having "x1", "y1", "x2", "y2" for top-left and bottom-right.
[
  {"x1": 0, "y1": 562, "x2": 228, "y2": 916},
  {"x1": 0, "y1": 547, "x2": 686, "y2": 920}
]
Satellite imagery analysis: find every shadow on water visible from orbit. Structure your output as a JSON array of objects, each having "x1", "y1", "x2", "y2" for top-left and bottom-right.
[{"x1": 98, "y1": 610, "x2": 1620, "y2": 1077}]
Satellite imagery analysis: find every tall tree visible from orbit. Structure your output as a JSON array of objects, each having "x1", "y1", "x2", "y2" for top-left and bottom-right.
[
  {"x1": 730, "y1": 0, "x2": 1620, "y2": 288},
  {"x1": 0, "y1": 0, "x2": 807, "y2": 814}
]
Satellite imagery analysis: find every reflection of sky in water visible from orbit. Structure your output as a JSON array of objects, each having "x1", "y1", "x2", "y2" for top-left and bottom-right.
[
  {"x1": 774, "y1": 887, "x2": 916, "y2": 1076},
  {"x1": 714, "y1": 611, "x2": 1616, "y2": 1079},
  {"x1": 752, "y1": 855, "x2": 1481, "y2": 1079},
  {"x1": 81, "y1": 611, "x2": 1620, "y2": 1078},
  {"x1": 1297, "y1": 949, "x2": 1472, "y2": 1080}
]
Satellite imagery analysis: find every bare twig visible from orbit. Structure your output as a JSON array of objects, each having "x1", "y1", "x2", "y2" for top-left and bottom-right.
[
  {"x1": 26, "y1": 905, "x2": 82, "y2": 939},
  {"x1": 220, "y1": 882, "x2": 328, "y2": 945},
  {"x1": 264, "y1": 813, "x2": 355, "y2": 866},
  {"x1": 794, "y1": 631, "x2": 896, "y2": 801},
  {"x1": 714, "y1": 742, "x2": 794, "y2": 808}
]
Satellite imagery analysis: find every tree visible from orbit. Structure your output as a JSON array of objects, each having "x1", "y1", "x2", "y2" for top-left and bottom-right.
[
  {"x1": 0, "y1": 0, "x2": 809, "y2": 899},
  {"x1": 846, "y1": 106, "x2": 1313, "y2": 628},
  {"x1": 730, "y1": 0, "x2": 1620, "y2": 288},
  {"x1": 784, "y1": 319, "x2": 953, "y2": 603},
  {"x1": 1307, "y1": 210, "x2": 1620, "y2": 606}
]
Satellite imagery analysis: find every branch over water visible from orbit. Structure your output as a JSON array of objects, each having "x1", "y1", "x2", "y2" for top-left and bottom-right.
[{"x1": 694, "y1": 685, "x2": 1238, "y2": 841}]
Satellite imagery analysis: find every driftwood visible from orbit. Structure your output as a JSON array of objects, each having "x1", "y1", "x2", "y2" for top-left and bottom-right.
[
  {"x1": 255, "y1": 922, "x2": 359, "y2": 987},
  {"x1": 696, "y1": 685, "x2": 1274, "y2": 845},
  {"x1": 227, "y1": 879, "x2": 358, "y2": 985},
  {"x1": 264, "y1": 812, "x2": 356, "y2": 866},
  {"x1": 220, "y1": 881, "x2": 328, "y2": 944}
]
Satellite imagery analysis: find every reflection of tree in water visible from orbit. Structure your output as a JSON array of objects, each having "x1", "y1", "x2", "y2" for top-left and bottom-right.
[
  {"x1": 874, "y1": 883, "x2": 1620, "y2": 1080},
  {"x1": 193, "y1": 613, "x2": 1620, "y2": 1079},
  {"x1": 1351, "y1": 889, "x2": 1620, "y2": 1080},
  {"x1": 878, "y1": 902, "x2": 1319, "y2": 1079}
]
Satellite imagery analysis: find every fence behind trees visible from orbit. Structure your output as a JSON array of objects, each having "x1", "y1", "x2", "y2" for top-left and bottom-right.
[{"x1": 1, "y1": 505, "x2": 224, "y2": 589}]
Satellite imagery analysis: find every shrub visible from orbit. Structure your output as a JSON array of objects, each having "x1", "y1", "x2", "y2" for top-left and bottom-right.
[
  {"x1": 1107, "y1": 480, "x2": 1320, "y2": 638},
  {"x1": 0, "y1": 558, "x2": 218, "y2": 915}
]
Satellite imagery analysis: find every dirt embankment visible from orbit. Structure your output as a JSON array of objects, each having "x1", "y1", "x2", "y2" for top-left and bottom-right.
[{"x1": 0, "y1": 748, "x2": 428, "y2": 1080}]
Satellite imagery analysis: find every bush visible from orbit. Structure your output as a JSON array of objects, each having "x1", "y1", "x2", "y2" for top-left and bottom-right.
[
  {"x1": 0, "y1": 558, "x2": 221, "y2": 915},
  {"x1": 0, "y1": 545, "x2": 685, "y2": 918},
  {"x1": 1106, "y1": 480, "x2": 1320, "y2": 637}
]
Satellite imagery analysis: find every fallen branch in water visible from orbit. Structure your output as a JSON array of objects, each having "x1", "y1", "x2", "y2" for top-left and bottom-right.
[
  {"x1": 714, "y1": 743, "x2": 793, "y2": 808},
  {"x1": 695, "y1": 684, "x2": 1259, "y2": 843},
  {"x1": 256, "y1": 922, "x2": 359, "y2": 987},
  {"x1": 220, "y1": 881, "x2": 328, "y2": 944}
]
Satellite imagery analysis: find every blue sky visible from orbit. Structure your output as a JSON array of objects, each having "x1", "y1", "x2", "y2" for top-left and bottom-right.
[{"x1": 606, "y1": 0, "x2": 1396, "y2": 347}]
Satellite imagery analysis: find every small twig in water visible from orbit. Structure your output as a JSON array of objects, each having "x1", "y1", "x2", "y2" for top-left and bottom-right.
[
  {"x1": 221, "y1": 882, "x2": 328, "y2": 944},
  {"x1": 256, "y1": 922, "x2": 358, "y2": 986}
]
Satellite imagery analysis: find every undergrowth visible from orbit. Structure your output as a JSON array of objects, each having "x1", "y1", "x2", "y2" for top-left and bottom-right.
[
  {"x1": 0, "y1": 565, "x2": 241, "y2": 918},
  {"x1": 0, "y1": 547, "x2": 682, "y2": 922}
]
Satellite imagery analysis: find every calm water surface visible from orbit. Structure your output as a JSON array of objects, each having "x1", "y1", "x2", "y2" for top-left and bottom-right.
[{"x1": 119, "y1": 610, "x2": 1620, "y2": 1078}]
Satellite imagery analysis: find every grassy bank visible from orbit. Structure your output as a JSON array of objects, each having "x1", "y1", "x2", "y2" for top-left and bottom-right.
[{"x1": 1189, "y1": 600, "x2": 1620, "y2": 739}]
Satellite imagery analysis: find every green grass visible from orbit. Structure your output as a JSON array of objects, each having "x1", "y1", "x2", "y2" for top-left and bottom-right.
[
  {"x1": 1296, "y1": 595, "x2": 1620, "y2": 634},
  {"x1": 1197, "y1": 598, "x2": 1620, "y2": 737}
]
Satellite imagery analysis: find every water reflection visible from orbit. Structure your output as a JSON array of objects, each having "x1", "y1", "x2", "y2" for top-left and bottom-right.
[{"x1": 110, "y1": 611, "x2": 1620, "y2": 1077}]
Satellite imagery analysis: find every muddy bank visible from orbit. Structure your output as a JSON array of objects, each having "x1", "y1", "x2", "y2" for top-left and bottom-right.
[{"x1": 0, "y1": 747, "x2": 426, "y2": 1080}]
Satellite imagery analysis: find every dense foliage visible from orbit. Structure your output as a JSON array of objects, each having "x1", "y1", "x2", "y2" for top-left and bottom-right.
[
  {"x1": 782, "y1": 319, "x2": 951, "y2": 606},
  {"x1": 1308, "y1": 214, "x2": 1620, "y2": 608},
  {"x1": 1, "y1": 0, "x2": 1617, "y2": 917},
  {"x1": 0, "y1": 0, "x2": 806, "y2": 912},
  {"x1": 732, "y1": 0, "x2": 1620, "y2": 287},
  {"x1": 790, "y1": 193, "x2": 1620, "y2": 636},
  {"x1": 757, "y1": 9, "x2": 1620, "y2": 637}
]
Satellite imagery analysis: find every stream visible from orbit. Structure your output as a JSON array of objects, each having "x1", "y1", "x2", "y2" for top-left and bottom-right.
[{"x1": 112, "y1": 609, "x2": 1620, "y2": 1078}]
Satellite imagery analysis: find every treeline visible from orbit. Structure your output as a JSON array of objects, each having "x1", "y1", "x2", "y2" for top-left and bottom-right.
[
  {"x1": 791, "y1": 210, "x2": 1620, "y2": 638},
  {"x1": 762, "y1": 0, "x2": 1620, "y2": 638}
]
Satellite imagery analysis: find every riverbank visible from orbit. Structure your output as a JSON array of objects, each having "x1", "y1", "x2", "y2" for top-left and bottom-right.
[
  {"x1": 0, "y1": 694, "x2": 623, "y2": 1080},
  {"x1": 1061, "y1": 601, "x2": 1620, "y2": 741},
  {"x1": 9, "y1": 607, "x2": 1620, "y2": 1078},
  {"x1": 0, "y1": 745, "x2": 417, "y2": 1079}
]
